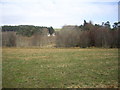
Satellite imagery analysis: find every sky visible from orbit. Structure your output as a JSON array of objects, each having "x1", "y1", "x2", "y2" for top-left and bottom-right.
[{"x1": 0, "y1": 0, "x2": 119, "y2": 28}]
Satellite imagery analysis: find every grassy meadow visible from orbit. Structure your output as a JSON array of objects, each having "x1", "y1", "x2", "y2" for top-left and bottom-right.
[{"x1": 2, "y1": 48, "x2": 118, "y2": 88}]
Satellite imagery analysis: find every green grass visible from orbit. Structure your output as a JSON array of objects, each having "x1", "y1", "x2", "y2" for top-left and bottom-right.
[{"x1": 2, "y1": 48, "x2": 118, "y2": 88}]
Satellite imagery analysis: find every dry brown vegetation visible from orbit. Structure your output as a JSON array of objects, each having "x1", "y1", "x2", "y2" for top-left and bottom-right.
[
  {"x1": 2, "y1": 21, "x2": 120, "y2": 48},
  {"x1": 2, "y1": 32, "x2": 56, "y2": 47}
]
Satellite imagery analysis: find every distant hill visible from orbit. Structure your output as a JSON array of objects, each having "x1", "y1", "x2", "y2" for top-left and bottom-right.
[{"x1": 2, "y1": 25, "x2": 55, "y2": 37}]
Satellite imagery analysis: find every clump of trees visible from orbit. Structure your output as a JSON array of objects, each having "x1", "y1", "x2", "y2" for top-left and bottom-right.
[
  {"x1": 2, "y1": 32, "x2": 16, "y2": 47},
  {"x1": 2, "y1": 25, "x2": 55, "y2": 47},
  {"x1": 56, "y1": 20, "x2": 120, "y2": 48}
]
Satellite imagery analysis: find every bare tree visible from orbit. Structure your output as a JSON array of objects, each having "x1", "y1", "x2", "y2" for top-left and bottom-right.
[{"x1": 2, "y1": 32, "x2": 16, "y2": 47}]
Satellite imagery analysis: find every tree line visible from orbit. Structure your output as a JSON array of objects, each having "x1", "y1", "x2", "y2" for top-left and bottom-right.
[
  {"x1": 56, "y1": 20, "x2": 120, "y2": 48},
  {"x1": 2, "y1": 21, "x2": 120, "y2": 48},
  {"x1": 2, "y1": 25, "x2": 55, "y2": 37},
  {"x1": 2, "y1": 25, "x2": 55, "y2": 47}
]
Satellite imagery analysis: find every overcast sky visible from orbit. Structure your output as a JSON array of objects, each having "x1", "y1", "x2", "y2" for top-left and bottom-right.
[{"x1": 0, "y1": 0, "x2": 119, "y2": 28}]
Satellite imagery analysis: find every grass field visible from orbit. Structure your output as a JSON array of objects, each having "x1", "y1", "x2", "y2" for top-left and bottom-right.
[{"x1": 2, "y1": 48, "x2": 118, "y2": 88}]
